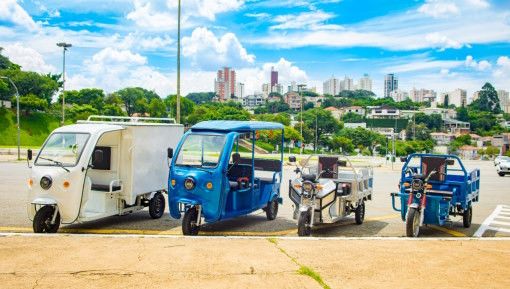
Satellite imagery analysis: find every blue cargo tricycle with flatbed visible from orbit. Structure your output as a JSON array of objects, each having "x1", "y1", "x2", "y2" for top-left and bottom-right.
[
  {"x1": 390, "y1": 154, "x2": 480, "y2": 237},
  {"x1": 166, "y1": 120, "x2": 284, "y2": 235}
]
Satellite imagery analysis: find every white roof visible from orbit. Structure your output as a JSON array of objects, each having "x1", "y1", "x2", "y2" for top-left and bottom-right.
[{"x1": 53, "y1": 123, "x2": 125, "y2": 135}]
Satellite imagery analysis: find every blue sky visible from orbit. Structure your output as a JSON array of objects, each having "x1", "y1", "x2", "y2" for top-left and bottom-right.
[{"x1": 0, "y1": 0, "x2": 509, "y2": 98}]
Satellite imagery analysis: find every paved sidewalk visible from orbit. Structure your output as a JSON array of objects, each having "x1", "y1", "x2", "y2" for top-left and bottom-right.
[{"x1": 0, "y1": 234, "x2": 509, "y2": 289}]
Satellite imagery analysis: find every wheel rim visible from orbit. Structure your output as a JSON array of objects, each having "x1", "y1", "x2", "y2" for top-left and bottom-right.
[
  {"x1": 154, "y1": 195, "x2": 163, "y2": 214},
  {"x1": 412, "y1": 210, "x2": 420, "y2": 237}
]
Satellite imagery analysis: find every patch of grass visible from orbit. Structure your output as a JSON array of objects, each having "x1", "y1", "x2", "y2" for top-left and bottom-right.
[
  {"x1": 298, "y1": 266, "x2": 331, "y2": 289},
  {"x1": 0, "y1": 108, "x2": 61, "y2": 147}
]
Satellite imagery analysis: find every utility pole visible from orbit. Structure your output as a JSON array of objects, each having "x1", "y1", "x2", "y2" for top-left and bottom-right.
[
  {"x1": 315, "y1": 113, "x2": 318, "y2": 153},
  {"x1": 300, "y1": 90, "x2": 303, "y2": 155},
  {"x1": 57, "y1": 42, "x2": 72, "y2": 126},
  {"x1": 176, "y1": 0, "x2": 181, "y2": 124},
  {"x1": 1, "y1": 76, "x2": 20, "y2": 160}
]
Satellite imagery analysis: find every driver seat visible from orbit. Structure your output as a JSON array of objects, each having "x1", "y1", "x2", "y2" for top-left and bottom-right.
[
  {"x1": 421, "y1": 156, "x2": 447, "y2": 182},
  {"x1": 228, "y1": 153, "x2": 252, "y2": 190},
  {"x1": 318, "y1": 156, "x2": 338, "y2": 179}
]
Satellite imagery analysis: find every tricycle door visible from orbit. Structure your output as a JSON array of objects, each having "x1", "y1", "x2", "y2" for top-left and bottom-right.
[{"x1": 27, "y1": 132, "x2": 92, "y2": 223}]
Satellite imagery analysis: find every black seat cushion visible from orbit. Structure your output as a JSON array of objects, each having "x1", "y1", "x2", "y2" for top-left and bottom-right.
[{"x1": 91, "y1": 184, "x2": 121, "y2": 192}]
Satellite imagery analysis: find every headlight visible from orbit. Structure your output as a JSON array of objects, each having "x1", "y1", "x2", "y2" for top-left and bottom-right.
[
  {"x1": 412, "y1": 179, "x2": 423, "y2": 191},
  {"x1": 184, "y1": 178, "x2": 195, "y2": 190},
  {"x1": 40, "y1": 176, "x2": 52, "y2": 190},
  {"x1": 302, "y1": 181, "x2": 314, "y2": 193}
]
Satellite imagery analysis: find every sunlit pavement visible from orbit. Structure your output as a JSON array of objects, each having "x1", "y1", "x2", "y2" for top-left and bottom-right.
[{"x1": 1, "y1": 159, "x2": 509, "y2": 237}]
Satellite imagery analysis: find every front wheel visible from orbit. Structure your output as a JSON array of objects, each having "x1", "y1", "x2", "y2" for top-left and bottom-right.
[
  {"x1": 355, "y1": 200, "x2": 365, "y2": 225},
  {"x1": 498, "y1": 172, "x2": 505, "y2": 177},
  {"x1": 265, "y1": 199, "x2": 278, "y2": 220},
  {"x1": 149, "y1": 192, "x2": 165, "y2": 219},
  {"x1": 463, "y1": 206, "x2": 472, "y2": 228},
  {"x1": 33, "y1": 205, "x2": 60, "y2": 233},
  {"x1": 406, "y1": 207, "x2": 421, "y2": 237},
  {"x1": 182, "y1": 207, "x2": 200, "y2": 236},
  {"x1": 297, "y1": 210, "x2": 312, "y2": 237}
]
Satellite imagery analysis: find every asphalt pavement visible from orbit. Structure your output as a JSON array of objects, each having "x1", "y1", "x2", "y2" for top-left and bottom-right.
[{"x1": 0, "y1": 158, "x2": 509, "y2": 237}]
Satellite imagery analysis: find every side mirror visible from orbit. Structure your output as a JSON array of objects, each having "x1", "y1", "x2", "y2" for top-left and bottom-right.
[
  {"x1": 167, "y1": 148, "x2": 174, "y2": 159},
  {"x1": 27, "y1": 149, "x2": 33, "y2": 161},
  {"x1": 337, "y1": 160, "x2": 347, "y2": 167},
  {"x1": 93, "y1": 149, "x2": 104, "y2": 163},
  {"x1": 446, "y1": 159, "x2": 455, "y2": 166},
  {"x1": 288, "y1": 156, "x2": 296, "y2": 162},
  {"x1": 400, "y1": 156, "x2": 407, "y2": 163}
]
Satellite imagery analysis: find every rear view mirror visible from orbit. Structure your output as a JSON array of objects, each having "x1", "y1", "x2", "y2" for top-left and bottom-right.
[
  {"x1": 446, "y1": 159, "x2": 455, "y2": 166},
  {"x1": 27, "y1": 149, "x2": 33, "y2": 161},
  {"x1": 93, "y1": 149, "x2": 104, "y2": 163},
  {"x1": 288, "y1": 156, "x2": 296, "y2": 162},
  {"x1": 167, "y1": 148, "x2": 174, "y2": 159},
  {"x1": 337, "y1": 160, "x2": 347, "y2": 167},
  {"x1": 400, "y1": 156, "x2": 407, "y2": 162}
]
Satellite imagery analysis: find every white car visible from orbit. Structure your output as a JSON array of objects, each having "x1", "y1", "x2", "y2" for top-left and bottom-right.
[
  {"x1": 497, "y1": 160, "x2": 510, "y2": 177},
  {"x1": 494, "y1": 156, "x2": 510, "y2": 166}
]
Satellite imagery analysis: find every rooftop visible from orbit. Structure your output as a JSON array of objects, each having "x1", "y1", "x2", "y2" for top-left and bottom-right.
[{"x1": 192, "y1": 121, "x2": 284, "y2": 132}]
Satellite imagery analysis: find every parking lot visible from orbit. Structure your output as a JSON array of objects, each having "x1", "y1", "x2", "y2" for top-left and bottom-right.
[{"x1": 1, "y1": 158, "x2": 509, "y2": 238}]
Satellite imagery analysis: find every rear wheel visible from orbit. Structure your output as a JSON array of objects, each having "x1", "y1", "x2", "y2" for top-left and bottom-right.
[
  {"x1": 265, "y1": 199, "x2": 278, "y2": 220},
  {"x1": 355, "y1": 200, "x2": 365, "y2": 225},
  {"x1": 463, "y1": 206, "x2": 472, "y2": 228},
  {"x1": 498, "y1": 172, "x2": 505, "y2": 177},
  {"x1": 297, "y1": 210, "x2": 312, "y2": 237},
  {"x1": 406, "y1": 207, "x2": 420, "y2": 237},
  {"x1": 149, "y1": 192, "x2": 165, "y2": 219},
  {"x1": 182, "y1": 207, "x2": 200, "y2": 236},
  {"x1": 33, "y1": 205, "x2": 60, "y2": 233}
]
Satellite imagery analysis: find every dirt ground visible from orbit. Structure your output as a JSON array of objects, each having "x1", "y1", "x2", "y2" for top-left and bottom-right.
[{"x1": 0, "y1": 235, "x2": 509, "y2": 289}]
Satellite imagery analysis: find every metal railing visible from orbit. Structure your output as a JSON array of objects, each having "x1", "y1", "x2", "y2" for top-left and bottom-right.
[{"x1": 85, "y1": 115, "x2": 176, "y2": 124}]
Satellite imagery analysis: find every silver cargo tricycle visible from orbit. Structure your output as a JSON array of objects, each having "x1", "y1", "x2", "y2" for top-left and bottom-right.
[{"x1": 288, "y1": 155, "x2": 373, "y2": 236}]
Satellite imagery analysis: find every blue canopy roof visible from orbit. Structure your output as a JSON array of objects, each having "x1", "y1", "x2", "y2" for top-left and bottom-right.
[{"x1": 191, "y1": 120, "x2": 284, "y2": 132}]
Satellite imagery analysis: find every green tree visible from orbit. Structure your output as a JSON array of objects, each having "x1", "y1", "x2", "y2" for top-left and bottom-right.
[
  {"x1": 102, "y1": 104, "x2": 126, "y2": 116},
  {"x1": 18, "y1": 94, "x2": 48, "y2": 115},
  {"x1": 59, "y1": 88, "x2": 105, "y2": 110},
  {"x1": 115, "y1": 87, "x2": 158, "y2": 116},
  {"x1": 66, "y1": 104, "x2": 98, "y2": 121},
  {"x1": 165, "y1": 95, "x2": 195, "y2": 121},
  {"x1": 341, "y1": 112, "x2": 364, "y2": 123},
  {"x1": 337, "y1": 127, "x2": 385, "y2": 154},
  {"x1": 149, "y1": 98, "x2": 167, "y2": 118},
  {"x1": 186, "y1": 92, "x2": 215, "y2": 104},
  {"x1": 0, "y1": 70, "x2": 58, "y2": 104},
  {"x1": 457, "y1": 107, "x2": 469, "y2": 122},
  {"x1": 329, "y1": 136, "x2": 355, "y2": 154},
  {"x1": 406, "y1": 123, "x2": 431, "y2": 141},
  {"x1": 470, "y1": 82, "x2": 501, "y2": 113},
  {"x1": 298, "y1": 108, "x2": 342, "y2": 149}
]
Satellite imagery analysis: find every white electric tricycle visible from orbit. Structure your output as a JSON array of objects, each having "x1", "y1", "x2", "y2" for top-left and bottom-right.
[{"x1": 26, "y1": 116, "x2": 183, "y2": 233}]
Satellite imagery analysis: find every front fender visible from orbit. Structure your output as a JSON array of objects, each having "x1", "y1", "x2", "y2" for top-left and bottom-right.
[
  {"x1": 31, "y1": 197, "x2": 58, "y2": 205},
  {"x1": 169, "y1": 197, "x2": 201, "y2": 220}
]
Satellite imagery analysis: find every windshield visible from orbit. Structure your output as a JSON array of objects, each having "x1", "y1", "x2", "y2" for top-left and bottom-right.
[
  {"x1": 35, "y1": 133, "x2": 90, "y2": 167},
  {"x1": 175, "y1": 134, "x2": 226, "y2": 168}
]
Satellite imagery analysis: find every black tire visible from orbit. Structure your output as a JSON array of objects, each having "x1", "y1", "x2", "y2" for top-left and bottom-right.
[
  {"x1": 182, "y1": 207, "x2": 200, "y2": 236},
  {"x1": 265, "y1": 199, "x2": 278, "y2": 220},
  {"x1": 498, "y1": 172, "x2": 505, "y2": 177},
  {"x1": 33, "y1": 205, "x2": 60, "y2": 233},
  {"x1": 297, "y1": 210, "x2": 312, "y2": 237},
  {"x1": 149, "y1": 192, "x2": 165, "y2": 219},
  {"x1": 406, "y1": 207, "x2": 420, "y2": 237},
  {"x1": 463, "y1": 206, "x2": 472, "y2": 228},
  {"x1": 355, "y1": 201, "x2": 365, "y2": 225}
]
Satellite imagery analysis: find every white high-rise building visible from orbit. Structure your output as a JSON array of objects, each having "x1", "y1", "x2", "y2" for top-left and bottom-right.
[
  {"x1": 441, "y1": 89, "x2": 467, "y2": 107},
  {"x1": 384, "y1": 74, "x2": 398, "y2": 98},
  {"x1": 323, "y1": 77, "x2": 340, "y2": 96},
  {"x1": 498, "y1": 89, "x2": 510, "y2": 113},
  {"x1": 358, "y1": 74, "x2": 372, "y2": 92},
  {"x1": 262, "y1": 83, "x2": 270, "y2": 98},
  {"x1": 340, "y1": 76, "x2": 354, "y2": 91},
  {"x1": 409, "y1": 88, "x2": 437, "y2": 103},
  {"x1": 236, "y1": 82, "x2": 244, "y2": 99},
  {"x1": 390, "y1": 90, "x2": 409, "y2": 102}
]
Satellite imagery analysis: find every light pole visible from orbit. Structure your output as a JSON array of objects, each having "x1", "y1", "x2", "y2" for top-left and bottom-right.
[
  {"x1": 176, "y1": 0, "x2": 181, "y2": 124},
  {"x1": 57, "y1": 42, "x2": 72, "y2": 125},
  {"x1": 1, "y1": 76, "x2": 20, "y2": 160}
]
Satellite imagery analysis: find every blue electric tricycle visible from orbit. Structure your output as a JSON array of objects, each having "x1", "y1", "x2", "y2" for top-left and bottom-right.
[
  {"x1": 167, "y1": 121, "x2": 284, "y2": 235},
  {"x1": 391, "y1": 154, "x2": 480, "y2": 237}
]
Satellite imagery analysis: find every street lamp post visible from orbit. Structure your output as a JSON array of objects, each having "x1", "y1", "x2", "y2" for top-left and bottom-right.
[
  {"x1": 57, "y1": 42, "x2": 72, "y2": 126},
  {"x1": 176, "y1": 0, "x2": 181, "y2": 124},
  {"x1": 1, "y1": 76, "x2": 20, "y2": 160}
]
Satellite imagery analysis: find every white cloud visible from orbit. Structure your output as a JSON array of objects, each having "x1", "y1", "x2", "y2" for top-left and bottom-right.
[
  {"x1": 182, "y1": 27, "x2": 255, "y2": 69},
  {"x1": 384, "y1": 59, "x2": 464, "y2": 73},
  {"x1": 465, "y1": 55, "x2": 492, "y2": 71},
  {"x1": 466, "y1": 0, "x2": 490, "y2": 8},
  {"x1": 119, "y1": 33, "x2": 174, "y2": 51},
  {"x1": 493, "y1": 56, "x2": 510, "y2": 78},
  {"x1": 418, "y1": 0, "x2": 459, "y2": 18},
  {"x1": 0, "y1": 0, "x2": 40, "y2": 31},
  {"x1": 245, "y1": 12, "x2": 270, "y2": 19},
  {"x1": 425, "y1": 33, "x2": 463, "y2": 50},
  {"x1": 1, "y1": 43, "x2": 56, "y2": 73},
  {"x1": 271, "y1": 10, "x2": 341, "y2": 30}
]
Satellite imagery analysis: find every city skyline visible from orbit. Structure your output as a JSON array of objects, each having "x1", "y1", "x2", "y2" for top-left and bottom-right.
[{"x1": 0, "y1": 0, "x2": 509, "y2": 98}]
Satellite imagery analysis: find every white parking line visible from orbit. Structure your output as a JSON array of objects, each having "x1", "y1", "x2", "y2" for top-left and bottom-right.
[{"x1": 474, "y1": 205, "x2": 510, "y2": 237}]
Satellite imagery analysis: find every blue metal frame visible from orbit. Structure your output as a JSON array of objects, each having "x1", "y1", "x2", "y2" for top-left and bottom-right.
[
  {"x1": 391, "y1": 153, "x2": 480, "y2": 226},
  {"x1": 168, "y1": 121, "x2": 284, "y2": 223}
]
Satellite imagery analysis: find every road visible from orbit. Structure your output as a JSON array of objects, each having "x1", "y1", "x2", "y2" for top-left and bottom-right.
[{"x1": 1, "y1": 159, "x2": 509, "y2": 237}]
